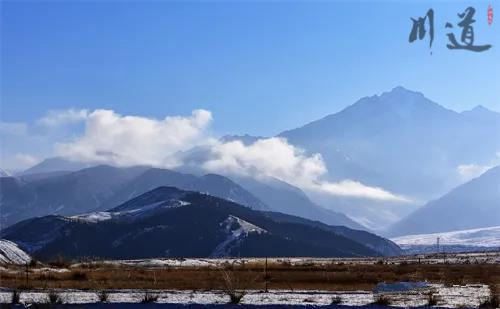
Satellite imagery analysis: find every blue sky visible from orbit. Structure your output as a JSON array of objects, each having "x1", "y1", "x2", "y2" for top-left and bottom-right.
[
  {"x1": 2, "y1": 1, "x2": 499, "y2": 135},
  {"x1": 1, "y1": 1, "x2": 499, "y2": 170}
]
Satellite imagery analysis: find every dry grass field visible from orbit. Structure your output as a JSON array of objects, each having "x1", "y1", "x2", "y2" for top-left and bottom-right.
[{"x1": 1, "y1": 258, "x2": 499, "y2": 294}]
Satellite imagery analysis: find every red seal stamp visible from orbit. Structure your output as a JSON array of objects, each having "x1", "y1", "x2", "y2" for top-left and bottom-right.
[{"x1": 488, "y1": 5, "x2": 493, "y2": 25}]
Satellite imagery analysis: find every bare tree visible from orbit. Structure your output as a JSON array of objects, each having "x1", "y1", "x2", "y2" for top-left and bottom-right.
[{"x1": 220, "y1": 267, "x2": 257, "y2": 304}]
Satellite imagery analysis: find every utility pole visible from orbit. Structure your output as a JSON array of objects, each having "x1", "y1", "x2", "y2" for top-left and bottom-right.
[
  {"x1": 25, "y1": 262, "x2": 29, "y2": 288},
  {"x1": 264, "y1": 257, "x2": 268, "y2": 293},
  {"x1": 436, "y1": 237, "x2": 440, "y2": 255}
]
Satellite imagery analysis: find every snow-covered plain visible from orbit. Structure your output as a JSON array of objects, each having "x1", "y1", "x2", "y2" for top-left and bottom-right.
[
  {"x1": 1, "y1": 252, "x2": 498, "y2": 306},
  {"x1": 392, "y1": 226, "x2": 500, "y2": 254},
  {"x1": 0, "y1": 284, "x2": 492, "y2": 307}
]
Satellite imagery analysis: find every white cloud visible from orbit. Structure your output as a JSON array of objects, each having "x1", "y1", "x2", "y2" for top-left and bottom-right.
[
  {"x1": 201, "y1": 138, "x2": 410, "y2": 202},
  {"x1": 457, "y1": 163, "x2": 493, "y2": 180},
  {"x1": 56, "y1": 109, "x2": 213, "y2": 167},
  {"x1": 457, "y1": 152, "x2": 500, "y2": 181},
  {"x1": 0, "y1": 122, "x2": 27, "y2": 135},
  {"x1": 312, "y1": 180, "x2": 410, "y2": 202},
  {"x1": 202, "y1": 138, "x2": 326, "y2": 182},
  {"x1": 37, "y1": 109, "x2": 89, "y2": 127}
]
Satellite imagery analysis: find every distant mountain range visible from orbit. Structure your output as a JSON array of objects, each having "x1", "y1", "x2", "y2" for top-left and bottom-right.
[
  {"x1": 387, "y1": 165, "x2": 500, "y2": 236},
  {"x1": 1, "y1": 187, "x2": 401, "y2": 260},
  {"x1": 0, "y1": 165, "x2": 148, "y2": 227},
  {"x1": 100, "y1": 168, "x2": 270, "y2": 212},
  {"x1": 178, "y1": 87, "x2": 500, "y2": 229},
  {"x1": 3, "y1": 86, "x2": 498, "y2": 240},
  {"x1": 0, "y1": 165, "x2": 363, "y2": 231},
  {"x1": 231, "y1": 176, "x2": 366, "y2": 231},
  {"x1": 21, "y1": 157, "x2": 95, "y2": 175}
]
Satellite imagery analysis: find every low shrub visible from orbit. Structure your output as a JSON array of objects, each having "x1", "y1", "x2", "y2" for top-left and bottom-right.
[
  {"x1": 331, "y1": 295, "x2": 342, "y2": 304},
  {"x1": 479, "y1": 295, "x2": 499, "y2": 308},
  {"x1": 427, "y1": 291, "x2": 438, "y2": 306},
  {"x1": 11, "y1": 289, "x2": 20, "y2": 304},
  {"x1": 141, "y1": 291, "x2": 159, "y2": 303},
  {"x1": 98, "y1": 290, "x2": 108, "y2": 303},
  {"x1": 372, "y1": 294, "x2": 391, "y2": 305},
  {"x1": 48, "y1": 291, "x2": 62, "y2": 304},
  {"x1": 28, "y1": 259, "x2": 38, "y2": 267},
  {"x1": 70, "y1": 270, "x2": 88, "y2": 281}
]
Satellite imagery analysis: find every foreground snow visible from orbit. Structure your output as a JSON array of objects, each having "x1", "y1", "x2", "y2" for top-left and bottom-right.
[
  {"x1": 392, "y1": 226, "x2": 500, "y2": 254},
  {"x1": 0, "y1": 284, "x2": 492, "y2": 307},
  {"x1": 0, "y1": 239, "x2": 31, "y2": 265}
]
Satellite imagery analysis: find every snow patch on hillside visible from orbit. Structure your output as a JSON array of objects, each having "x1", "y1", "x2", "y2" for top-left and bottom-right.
[
  {"x1": 71, "y1": 212, "x2": 113, "y2": 223},
  {"x1": 0, "y1": 239, "x2": 31, "y2": 264},
  {"x1": 69, "y1": 200, "x2": 192, "y2": 223},
  {"x1": 211, "y1": 215, "x2": 267, "y2": 257},
  {"x1": 225, "y1": 215, "x2": 267, "y2": 235}
]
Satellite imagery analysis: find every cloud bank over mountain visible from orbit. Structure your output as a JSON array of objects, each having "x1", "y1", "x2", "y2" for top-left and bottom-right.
[
  {"x1": 1, "y1": 108, "x2": 407, "y2": 203},
  {"x1": 201, "y1": 138, "x2": 408, "y2": 202}
]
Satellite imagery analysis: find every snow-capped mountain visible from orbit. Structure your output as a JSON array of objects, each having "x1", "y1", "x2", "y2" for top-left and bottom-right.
[
  {"x1": 0, "y1": 239, "x2": 32, "y2": 264},
  {"x1": 387, "y1": 165, "x2": 500, "y2": 236},
  {"x1": 391, "y1": 226, "x2": 500, "y2": 254},
  {"x1": 1, "y1": 187, "x2": 401, "y2": 260}
]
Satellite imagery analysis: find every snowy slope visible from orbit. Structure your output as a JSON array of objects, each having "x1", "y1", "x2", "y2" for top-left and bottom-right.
[
  {"x1": 391, "y1": 226, "x2": 500, "y2": 253},
  {"x1": 211, "y1": 215, "x2": 267, "y2": 257},
  {"x1": 70, "y1": 199, "x2": 192, "y2": 223},
  {"x1": 0, "y1": 239, "x2": 32, "y2": 264}
]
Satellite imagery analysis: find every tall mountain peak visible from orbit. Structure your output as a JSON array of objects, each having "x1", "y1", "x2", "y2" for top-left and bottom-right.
[
  {"x1": 381, "y1": 86, "x2": 425, "y2": 98},
  {"x1": 339, "y1": 86, "x2": 454, "y2": 121},
  {"x1": 377, "y1": 86, "x2": 438, "y2": 109}
]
